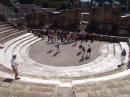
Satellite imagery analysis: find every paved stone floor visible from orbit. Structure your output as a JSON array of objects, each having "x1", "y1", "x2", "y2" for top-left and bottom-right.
[
  {"x1": 0, "y1": 77, "x2": 57, "y2": 97},
  {"x1": 74, "y1": 75, "x2": 130, "y2": 97},
  {"x1": 29, "y1": 38, "x2": 108, "y2": 67}
]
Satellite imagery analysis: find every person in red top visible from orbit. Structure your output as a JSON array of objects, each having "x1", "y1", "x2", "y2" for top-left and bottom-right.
[
  {"x1": 48, "y1": 32, "x2": 51, "y2": 43},
  {"x1": 86, "y1": 32, "x2": 90, "y2": 41},
  {"x1": 54, "y1": 29, "x2": 57, "y2": 35},
  {"x1": 91, "y1": 32, "x2": 96, "y2": 43}
]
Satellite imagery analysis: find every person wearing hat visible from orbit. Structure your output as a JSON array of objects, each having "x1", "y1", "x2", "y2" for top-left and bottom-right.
[{"x1": 10, "y1": 55, "x2": 20, "y2": 80}]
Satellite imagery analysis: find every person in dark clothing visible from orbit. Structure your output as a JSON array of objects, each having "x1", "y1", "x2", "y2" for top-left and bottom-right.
[{"x1": 87, "y1": 45, "x2": 92, "y2": 57}]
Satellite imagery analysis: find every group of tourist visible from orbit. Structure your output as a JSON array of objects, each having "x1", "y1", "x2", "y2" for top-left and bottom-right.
[
  {"x1": 30, "y1": 28, "x2": 96, "y2": 44},
  {"x1": 30, "y1": 29, "x2": 95, "y2": 56}
]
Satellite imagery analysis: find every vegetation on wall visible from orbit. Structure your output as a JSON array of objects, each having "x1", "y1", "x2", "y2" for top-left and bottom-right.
[{"x1": 12, "y1": 0, "x2": 72, "y2": 10}]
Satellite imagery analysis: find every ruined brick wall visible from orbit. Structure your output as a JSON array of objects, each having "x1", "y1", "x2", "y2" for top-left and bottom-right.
[
  {"x1": 0, "y1": 0, "x2": 15, "y2": 20},
  {"x1": 59, "y1": 9, "x2": 80, "y2": 26},
  {"x1": 87, "y1": 6, "x2": 121, "y2": 34},
  {"x1": 50, "y1": 8, "x2": 81, "y2": 30},
  {"x1": 26, "y1": 8, "x2": 81, "y2": 30},
  {"x1": 89, "y1": 6, "x2": 121, "y2": 24},
  {"x1": 26, "y1": 12, "x2": 48, "y2": 28},
  {"x1": 121, "y1": 16, "x2": 130, "y2": 28}
]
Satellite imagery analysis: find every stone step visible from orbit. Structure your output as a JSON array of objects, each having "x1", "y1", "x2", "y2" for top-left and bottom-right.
[
  {"x1": 57, "y1": 92, "x2": 75, "y2": 97},
  {"x1": 0, "y1": 87, "x2": 54, "y2": 97},
  {"x1": 57, "y1": 87, "x2": 75, "y2": 97},
  {"x1": 4, "y1": 33, "x2": 34, "y2": 60},
  {"x1": 58, "y1": 87, "x2": 73, "y2": 92},
  {"x1": 0, "y1": 30, "x2": 27, "y2": 44},
  {"x1": 0, "y1": 29, "x2": 18, "y2": 38},
  {"x1": 0, "y1": 23, "x2": 10, "y2": 28},
  {"x1": 75, "y1": 75, "x2": 130, "y2": 97},
  {"x1": 117, "y1": 95, "x2": 130, "y2": 97},
  {"x1": 0, "y1": 22, "x2": 7, "y2": 25},
  {"x1": 0, "y1": 26, "x2": 13, "y2": 31},
  {"x1": 0, "y1": 77, "x2": 57, "y2": 88},
  {"x1": 0, "y1": 76, "x2": 57, "y2": 97},
  {"x1": 0, "y1": 64, "x2": 13, "y2": 74}
]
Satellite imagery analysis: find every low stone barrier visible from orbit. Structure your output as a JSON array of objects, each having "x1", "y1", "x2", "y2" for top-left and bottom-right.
[{"x1": 94, "y1": 34, "x2": 128, "y2": 42}]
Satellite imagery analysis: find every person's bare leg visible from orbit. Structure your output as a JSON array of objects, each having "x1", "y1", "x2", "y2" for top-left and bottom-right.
[
  {"x1": 15, "y1": 71, "x2": 20, "y2": 80},
  {"x1": 15, "y1": 72, "x2": 18, "y2": 80},
  {"x1": 89, "y1": 53, "x2": 90, "y2": 57}
]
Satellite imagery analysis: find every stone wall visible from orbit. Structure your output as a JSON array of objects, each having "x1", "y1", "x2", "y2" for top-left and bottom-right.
[
  {"x1": 0, "y1": 0, "x2": 17, "y2": 15},
  {"x1": 26, "y1": 8, "x2": 81, "y2": 30},
  {"x1": 121, "y1": 16, "x2": 130, "y2": 32},
  {"x1": 87, "y1": 6, "x2": 121, "y2": 34},
  {"x1": 50, "y1": 8, "x2": 81, "y2": 30},
  {"x1": 26, "y1": 12, "x2": 48, "y2": 28},
  {"x1": 0, "y1": 1, "x2": 14, "y2": 20}
]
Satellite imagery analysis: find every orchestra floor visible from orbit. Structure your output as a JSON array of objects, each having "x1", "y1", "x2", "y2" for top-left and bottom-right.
[{"x1": 29, "y1": 38, "x2": 108, "y2": 67}]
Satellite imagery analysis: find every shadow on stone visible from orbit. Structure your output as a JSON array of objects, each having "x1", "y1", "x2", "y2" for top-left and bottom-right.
[
  {"x1": 47, "y1": 50, "x2": 53, "y2": 54},
  {"x1": 72, "y1": 44, "x2": 76, "y2": 47},
  {"x1": 53, "y1": 52, "x2": 59, "y2": 56},
  {"x1": 63, "y1": 41, "x2": 73, "y2": 45},
  {"x1": 79, "y1": 57, "x2": 84, "y2": 63},
  {"x1": 63, "y1": 42, "x2": 68, "y2": 45},
  {"x1": 3, "y1": 78, "x2": 13, "y2": 83},
  {"x1": 77, "y1": 51, "x2": 81, "y2": 56},
  {"x1": 45, "y1": 41, "x2": 48, "y2": 43},
  {"x1": 85, "y1": 56, "x2": 90, "y2": 60}
]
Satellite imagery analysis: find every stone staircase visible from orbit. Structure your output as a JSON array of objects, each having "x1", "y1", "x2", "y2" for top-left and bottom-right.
[
  {"x1": 74, "y1": 75, "x2": 130, "y2": 97},
  {"x1": 57, "y1": 87, "x2": 75, "y2": 97},
  {"x1": 0, "y1": 78, "x2": 57, "y2": 97},
  {"x1": 0, "y1": 21, "x2": 26, "y2": 44},
  {"x1": 0, "y1": 77, "x2": 57, "y2": 97}
]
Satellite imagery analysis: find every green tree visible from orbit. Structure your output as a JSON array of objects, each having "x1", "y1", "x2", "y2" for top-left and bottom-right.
[
  {"x1": 17, "y1": 0, "x2": 35, "y2": 4},
  {"x1": 129, "y1": 0, "x2": 130, "y2": 10}
]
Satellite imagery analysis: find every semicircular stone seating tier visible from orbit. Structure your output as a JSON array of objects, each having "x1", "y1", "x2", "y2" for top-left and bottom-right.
[{"x1": 0, "y1": 33, "x2": 129, "y2": 78}]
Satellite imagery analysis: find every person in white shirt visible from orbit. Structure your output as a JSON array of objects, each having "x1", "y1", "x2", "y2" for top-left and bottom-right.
[
  {"x1": 56, "y1": 39, "x2": 60, "y2": 53},
  {"x1": 10, "y1": 55, "x2": 20, "y2": 80}
]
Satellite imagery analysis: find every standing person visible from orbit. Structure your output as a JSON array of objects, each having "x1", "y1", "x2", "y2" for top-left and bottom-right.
[
  {"x1": 48, "y1": 32, "x2": 51, "y2": 43},
  {"x1": 50, "y1": 39, "x2": 55, "y2": 52},
  {"x1": 30, "y1": 29, "x2": 32, "y2": 33},
  {"x1": 82, "y1": 46, "x2": 86, "y2": 60},
  {"x1": 54, "y1": 29, "x2": 57, "y2": 42},
  {"x1": 79, "y1": 31, "x2": 83, "y2": 43},
  {"x1": 128, "y1": 51, "x2": 130, "y2": 61},
  {"x1": 56, "y1": 39, "x2": 60, "y2": 53},
  {"x1": 128, "y1": 51, "x2": 130, "y2": 69},
  {"x1": 79, "y1": 41, "x2": 83, "y2": 51},
  {"x1": 10, "y1": 55, "x2": 20, "y2": 80},
  {"x1": 82, "y1": 30, "x2": 86, "y2": 41},
  {"x1": 74, "y1": 32, "x2": 78, "y2": 46},
  {"x1": 67, "y1": 32, "x2": 71, "y2": 42},
  {"x1": 87, "y1": 45, "x2": 92, "y2": 57},
  {"x1": 121, "y1": 48, "x2": 126, "y2": 66}
]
